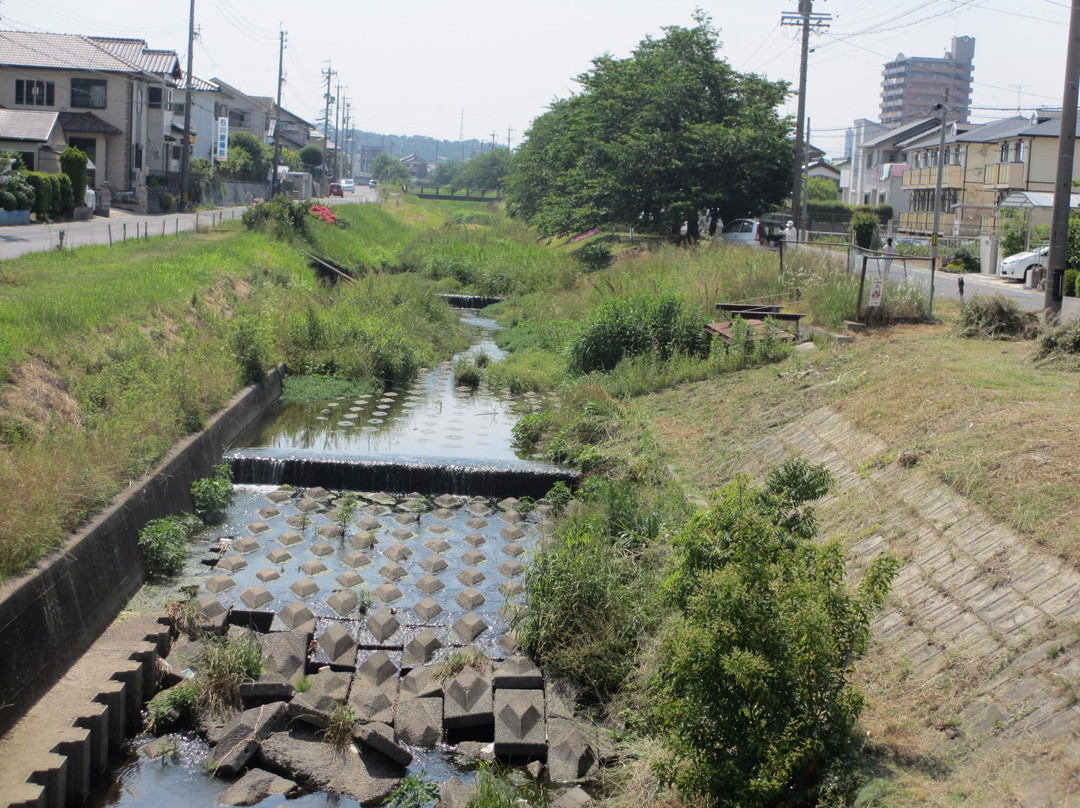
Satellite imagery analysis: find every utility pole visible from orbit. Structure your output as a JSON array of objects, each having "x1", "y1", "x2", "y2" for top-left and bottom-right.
[
  {"x1": 320, "y1": 62, "x2": 335, "y2": 195},
  {"x1": 506, "y1": 127, "x2": 514, "y2": 150},
  {"x1": 333, "y1": 79, "x2": 343, "y2": 180},
  {"x1": 179, "y1": 0, "x2": 195, "y2": 211},
  {"x1": 781, "y1": 0, "x2": 830, "y2": 235},
  {"x1": 343, "y1": 100, "x2": 351, "y2": 178},
  {"x1": 1046, "y1": 0, "x2": 1080, "y2": 317},
  {"x1": 929, "y1": 93, "x2": 950, "y2": 320},
  {"x1": 271, "y1": 27, "x2": 286, "y2": 198},
  {"x1": 801, "y1": 118, "x2": 811, "y2": 228}
]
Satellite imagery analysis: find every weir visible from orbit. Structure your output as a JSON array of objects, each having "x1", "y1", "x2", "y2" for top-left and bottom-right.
[{"x1": 227, "y1": 448, "x2": 579, "y2": 498}]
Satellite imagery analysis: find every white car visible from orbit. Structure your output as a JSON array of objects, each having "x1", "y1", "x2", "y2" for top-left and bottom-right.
[
  {"x1": 719, "y1": 218, "x2": 781, "y2": 249},
  {"x1": 999, "y1": 246, "x2": 1048, "y2": 282},
  {"x1": 339, "y1": 179, "x2": 355, "y2": 194}
]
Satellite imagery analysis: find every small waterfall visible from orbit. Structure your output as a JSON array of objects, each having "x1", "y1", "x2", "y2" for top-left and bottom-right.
[
  {"x1": 437, "y1": 293, "x2": 504, "y2": 309},
  {"x1": 226, "y1": 448, "x2": 579, "y2": 498}
]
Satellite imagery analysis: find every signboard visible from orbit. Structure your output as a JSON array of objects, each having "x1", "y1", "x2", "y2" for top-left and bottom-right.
[
  {"x1": 215, "y1": 117, "x2": 229, "y2": 162},
  {"x1": 868, "y1": 279, "x2": 884, "y2": 308}
]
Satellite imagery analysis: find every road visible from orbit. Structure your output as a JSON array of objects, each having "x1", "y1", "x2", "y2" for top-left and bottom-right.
[{"x1": 0, "y1": 189, "x2": 377, "y2": 260}]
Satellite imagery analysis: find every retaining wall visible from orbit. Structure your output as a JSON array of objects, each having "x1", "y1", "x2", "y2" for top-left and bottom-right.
[{"x1": 0, "y1": 368, "x2": 282, "y2": 737}]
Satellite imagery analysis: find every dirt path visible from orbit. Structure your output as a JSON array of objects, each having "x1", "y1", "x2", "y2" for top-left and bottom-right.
[{"x1": 743, "y1": 406, "x2": 1080, "y2": 806}]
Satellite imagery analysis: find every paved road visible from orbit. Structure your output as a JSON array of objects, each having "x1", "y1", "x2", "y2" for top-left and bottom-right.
[{"x1": 0, "y1": 188, "x2": 377, "y2": 260}]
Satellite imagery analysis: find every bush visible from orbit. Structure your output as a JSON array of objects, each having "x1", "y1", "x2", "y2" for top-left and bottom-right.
[
  {"x1": 191, "y1": 462, "x2": 235, "y2": 524},
  {"x1": 849, "y1": 209, "x2": 879, "y2": 250},
  {"x1": 578, "y1": 241, "x2": 612, "y2": 271},
  {"x1": 242, "y1": 195, "x2": 310, "y2": 240},
  {"x1": 453, "y1": 356, "x2": 482, "y2": 388},
  {"x1": 567, "y1": 295, "x2": 709, "y2": 375},
  {"x1": 1037, "y1": 317, "x2": 1080, "y2": 358},
  {"x1": 1065, "y1": 269, "x2": 1078, "y2": 297},
  {"x1": 60, "y1": 146, "x2": 88, "y2": 206},
  {"x1": 195, "y1": 636, "x2": 264, "y2": 718},
  {"x1": 138, "y1": 514, "x2": 201, "y2": 577},
  {"x1": 652, "y1": 461, "x2": 898, "y2": 808},
  {"x1": 954, "y1": 294, "x2": 1035, "y2": 340},
  {"x1": 55, "y1": 174, "x2": 73, "y2": 217},
  {"x1": 25, "y1": 171, "x2": 51, "y2": 217},
  {"x1": 1, "y1": 171, "x2": 34, "y2": 210},
  {"x1": 946, "y1": 245, "x2": 980, "y2": 272},
  {"x1": 385, "y1": 773, "x2": 440, "y2": 808},
  {"x1": 160, "y1": 192, "x2": 176, "y2": 213},
  {"x1": 145, "y1": 680, "x2": 200, "y2": 733},
  {"x1": 0, "y1": 191, "x2": 15, "y2": 211}
]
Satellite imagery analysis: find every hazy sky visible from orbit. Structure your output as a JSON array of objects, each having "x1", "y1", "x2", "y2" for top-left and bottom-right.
[{"x1": 2, "y1": 0, "x2": 1073, "y2": 158}]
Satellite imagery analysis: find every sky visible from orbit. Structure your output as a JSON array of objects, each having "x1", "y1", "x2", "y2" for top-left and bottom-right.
[{"x1": 1, "y1": 0, "x2": 1074, "y2": 159}]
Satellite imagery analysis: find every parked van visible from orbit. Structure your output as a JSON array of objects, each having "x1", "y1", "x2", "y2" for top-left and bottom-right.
[{"x1": 720, "y1": 218, "x2": 782, "y2": 249}]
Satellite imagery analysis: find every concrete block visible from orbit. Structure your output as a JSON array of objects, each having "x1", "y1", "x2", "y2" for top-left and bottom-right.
[
  {"x1": 402, "y1": 630, "x2": 442, "y2": 667},
  {"x1": 266, "y1": 548, "x2": 292, "y2": 564},
  {"x1": 547, "y1": 719, "x2": 595, "y2": 783},
  {"x1": 27, "y1": 751, "x2": 66, "y2": 808},
  {"x1": 494, "y1": 689, "x2": 545, "y2": 756},
  {"x1": 217, "y1": 555, "x2": 248, "y2": 573},
  {"x1": 328, "y1": 590, "x2": 359, "y2": 617},
  {"x1": 417, "y1": 575, "x2": 445, "y2": 594},
  {"x1": 394, "y1": 697, "x2": 443, "y2": 747},
  {"x1": 207, "y1": 701, "x2": 289, "y2": 776},
  {"x1": 379, "y1": 562, "x2": 407, "y2": 582},
  {"x1": 341, "y1": 550, "x2": 371, "y2": 568},
  {"x1": 299, "y1": 561, "x2": 328, "y2": 577},
  {"x1": 443, "y1": 668, "x2": 493, "y2": 730},
  {"x1": 336, "y1": 570, "x2": 364, "y2": 588},
  {"x1": 414, "y1": 598, "x2": 443, "y2": 620},
  {"x1": 457, "y1": 567, "x2": 486, "y2": 586},
  {"x1": 206, "y1": 575, "x2": 236, "y2": 594},
  {"x1": 357, "y1": 651, "x2": 399, "y2": 688},
  {"x1": 453, "y1": 613, "x2": 489, "y2": 643},
  {"x1": 290, "y1": 578, "x2": 319, "y2": 598},
  {"x1": 241, "y1": 586, "x2": 274, "y2": 609},
  {"x1": 278, "y1": 531, "x2": 302, "y2": 547},
  {"x1": 52, "y1": 727, "x2": 92, "y2": 803},
  {"x1": 463, "y1": 532, "x2": 486, "y2": 546},
  {"x1": 420, "y1": 554, "x2": 449, "y2": 573},
  {"x1": 425, "y1": 538, "x2": 451, "y2": 553},
  {"x1": 277, "y1": 601, "x2": 316, "y2": 632},
  {"x1": 455, "y1": 588, "x2": 485, "y2": 610},
  {"x1": 318, "y1": 622, "x2": 357, "y2": 667},
  {"x1": 373, "y1": 584, "x2": 403, "y2": 603},
  {"x1": 462, "y1": 549, "x2": 487, "y2": 565},
  {"x1": 500, "y1": 526, "x2": 525, "y2": 541},
  {"x1": 494, "y1": 656, "x2": 543, "y2": 690},
  {"x1": 353, "y1": 721, "x2": 412, "y2": 767},
  {"x1": 75, "y1": 701, "x2": 110, "y2": 773},
  {"x1": 310, "y1": 542, "x2": 335, "y2": 557},
  {"x1": 400, "y1": 665, "x2": 441, "y2": 702},
  {"x1": 439, "y1": 775, "x2": 474, "y2": 808},
  {"x1": 554, "y1": 786, "x2": 595, "y2": 807},
  {"x1": 367, "y1": 609, "x2": 401, "y2": 642}
]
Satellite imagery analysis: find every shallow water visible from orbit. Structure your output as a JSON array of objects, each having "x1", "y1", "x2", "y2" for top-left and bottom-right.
[{"x1": 234, "y1": 313, "x2": 542, "y2": 463}]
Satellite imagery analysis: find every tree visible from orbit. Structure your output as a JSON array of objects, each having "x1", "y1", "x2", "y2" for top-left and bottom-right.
[
  {"x1": 371, "y1": 152, "x2": 411, "y2": 186},
  {"x1": 457, "y1": 149, "x2": 511, "y2": 190},
  {"x1": 429, "y1": 160, "x2": 465, "y2": 187},
  {"x1": 806, "y1": 176, "x2": 839, "y2": 202},
  {"x1": 654, "y1": 460, "x2": 897, "y2": 807},
  {"x1": 279, "y1": 148, "x2": 303, "y2": 172},
  {"x1": 506, "y1": 14, "x2": 792, "y2": 238},
  {"x1": 220, "y1": 131, "x2": 272, "y2": 181},
  {"x1": 299, "y1": 145, "x2": 323, "y2": 174}
]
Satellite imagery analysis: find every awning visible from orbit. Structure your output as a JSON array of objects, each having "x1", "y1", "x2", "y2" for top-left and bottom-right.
[{"x1": 999, "y1": 191, "x2": 1080, "y2": 210}]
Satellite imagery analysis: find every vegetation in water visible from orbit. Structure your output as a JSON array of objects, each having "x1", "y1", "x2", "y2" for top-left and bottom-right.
[
  {"x1": 190, "y1": 462, "x2": 235, "y2": 524},
  {"x1": 145, "y1": 680, "x2": 200, "y2": 734},
  {"x1": 385, "y1": 772, "x2": 441, "y2": 808},
  {"x1": 194, "y1": 635, "x2": 264, "y2": 718},
  {"x1": 137, "y1": 514, "x2": 202, "y2": 578}
]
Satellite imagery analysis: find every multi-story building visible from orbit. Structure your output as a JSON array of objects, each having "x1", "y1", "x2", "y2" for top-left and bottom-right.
[
  {"x1": 0, "y1": 31, "x2": 183, "y2": 192},
  {"x1": 880, "y1": 36, "x2": 974, "y2": 127}
]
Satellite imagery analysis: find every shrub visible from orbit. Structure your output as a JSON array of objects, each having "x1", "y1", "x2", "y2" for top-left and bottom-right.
[
  {"x1": 50, "y1": 174, "x2": 68, "y2": 218},
  {"x1": 947, "y1": 245, "x2": 980, "y2": 272},
  {"x1": 138, "y1": 514, "x2": 201, "y2": 577},
  {"x1": 652, "y1": 461, "x2": 898, "y2": 808},
  {"x1": 323, "y1": 704, "x2": 357, "y2": 749},
  {"x1": 578, "y1": 241, "x2": 612, "y2": 271},
  {"x1": 567, "y1": 295, "x2": 709, "y2": 375},
  {"x1": 953, "y1": 294, "x2": 1035, "y2": 340},
  {"x1": 849, "y1": 210, "x2": 879, "y2": 250},
  {"x1": 60, "y1": 146, "x2": 88, "y2": 206},
  {"x1": 25, "y1": 171, "x2": 51, "y2": 217},
  {"x1": 160, "y1": 192, "x2": 176, "y2": 213},
  {"x1": 452, "y1": 356, "x2": 482, "y2": 388},
  {"x1": 0, "y1": 191, "x2": 15, "y2": 211},
  {"x1": 191, "y1": 462, "x2": 235, "y2": 524},
  {"x1": 242, "y1": 195, "x2": 310, "y2": 240},
  {"x1": 1065, "y1": 269, "x2": 1078, "y2": 297}
]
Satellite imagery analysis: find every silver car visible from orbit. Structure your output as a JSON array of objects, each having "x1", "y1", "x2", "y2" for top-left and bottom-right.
[{"x1": 719, "y1": 218, "x2": 781, "y2": 249}]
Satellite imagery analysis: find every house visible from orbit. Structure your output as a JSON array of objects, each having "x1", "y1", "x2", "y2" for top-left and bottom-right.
[
  {"x1": 897, "y1": 112, "x2": 1080, "y2": 236},
  {"x1": 0, "y1": 31, "x2": 182, "y2": 192},
  {"x1": 400, "y1": 153, "x2": 429, "y2": 178},
  {"x1": 0, "y1": 109, "x2": 67, "y2": 174},
  {"x1": 847, "y1": 117, "x2": 939, "y2": 212}
]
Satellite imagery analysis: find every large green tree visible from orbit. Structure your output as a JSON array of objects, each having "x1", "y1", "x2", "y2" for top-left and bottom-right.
[
  {"x1": 457, "y1": 148, "x2": 511, "y2": 190},
  {"x1": 506, "y1": 15, "x2": 793, "y2": 238},
  {"x1": 371, "y1": 152, "x2": 412, "y2": 186}
]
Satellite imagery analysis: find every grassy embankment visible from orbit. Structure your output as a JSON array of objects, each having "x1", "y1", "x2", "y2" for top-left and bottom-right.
[{"x1": 0, "y1": 198, "x2": 471, "y2": 579}]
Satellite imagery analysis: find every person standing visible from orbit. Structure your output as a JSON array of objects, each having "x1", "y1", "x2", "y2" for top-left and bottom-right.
[
  {"x1": 782, "y1": 220, "x2": 798, "y2": 244},
  {"x1": 882, "y1": 237, "x2": 896, "y2": 278}
]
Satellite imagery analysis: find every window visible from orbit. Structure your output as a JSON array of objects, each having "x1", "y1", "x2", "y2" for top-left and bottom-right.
[
  {"x1": 71, "y1": 78, "x2": 107, "y2": 109},
  {"x1": 15, "y1": 79, "x2": 54, "y2": 106},
  {"x1": 999, "y1": 142, "x2": 1009, "y2": 163},
  {"x1": 1015, "y1": 141, "x2": 1026, "y2": 163},
  {"x1": 171, "y1": 145, "x2": 181, "y2": 160},
  {"x1": 228, "y1": 109, "x2": 250, "y2": 129},
  {"x1": 149, "y1": 87, "x2": 163, "y2": 108}
]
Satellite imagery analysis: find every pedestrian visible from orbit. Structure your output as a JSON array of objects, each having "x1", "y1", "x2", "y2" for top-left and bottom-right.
[
  {"x1": 882, "y1": 237, "x2": 896, "y2": 278},
  {"x1": 783, "y1": 220, "x2": 798, "y2": 244},
  {"x1": 958, "y1": 276, "x2": 965, "y2": 305}
]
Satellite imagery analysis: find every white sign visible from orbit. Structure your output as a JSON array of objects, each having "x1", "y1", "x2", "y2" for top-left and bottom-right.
[
  {"x1": 868, "y1": 279, "x2": 884, "y2": 308},
  {"x1": 215, "y1": 117, "x2": 229, "y2": 162}
]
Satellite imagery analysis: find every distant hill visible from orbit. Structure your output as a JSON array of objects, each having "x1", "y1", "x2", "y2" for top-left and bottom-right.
[{"x1": 347, "y1": 130, "x2": 491, "y2": 163}]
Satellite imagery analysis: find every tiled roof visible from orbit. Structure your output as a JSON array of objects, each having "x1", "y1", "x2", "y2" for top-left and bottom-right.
[
  {"x1": 0, "y1": 31, "x2": 179, "y2": 77},
  {"x1": 955, "y1": 116, "x2": 1031, "y2": 143},
  {"x1": 862, "y1": 117, "x2": 938, "y2": 149},
  {"x1": 0, "y1": 31, "x2": 136, "y2": 72},
  {"x1": 58, "y1": 111, "x2": 123, "y2": 135},
  {"x1": 0, "y1": 109, "x2": 60, "y2": 142}
]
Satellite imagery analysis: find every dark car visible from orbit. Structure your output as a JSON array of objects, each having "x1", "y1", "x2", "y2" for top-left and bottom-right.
[{"x1": 328, "y1": 182, "x2": 344, "y2": 197}]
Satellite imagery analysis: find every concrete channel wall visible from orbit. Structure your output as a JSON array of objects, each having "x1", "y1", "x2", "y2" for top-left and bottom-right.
[{"x1": 0, "y1": 368, "x2": 282, "y2": 738}]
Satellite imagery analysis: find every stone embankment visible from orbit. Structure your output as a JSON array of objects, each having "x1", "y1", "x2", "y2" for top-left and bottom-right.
[{"x1": 745, "y1": 406, "x2": 1080, "y2": 805}]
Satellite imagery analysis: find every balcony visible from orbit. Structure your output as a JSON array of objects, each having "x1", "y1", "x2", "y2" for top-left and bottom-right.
[
  {"x1": 983, "y1": 162, "x2": 1025, "y2": 189},
  {"x1": 899, "y1": 211, "x2": 956, "y2": 234},
  {"x1": 901, "y1": 165, "x2": 963, "y2": 189}
]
